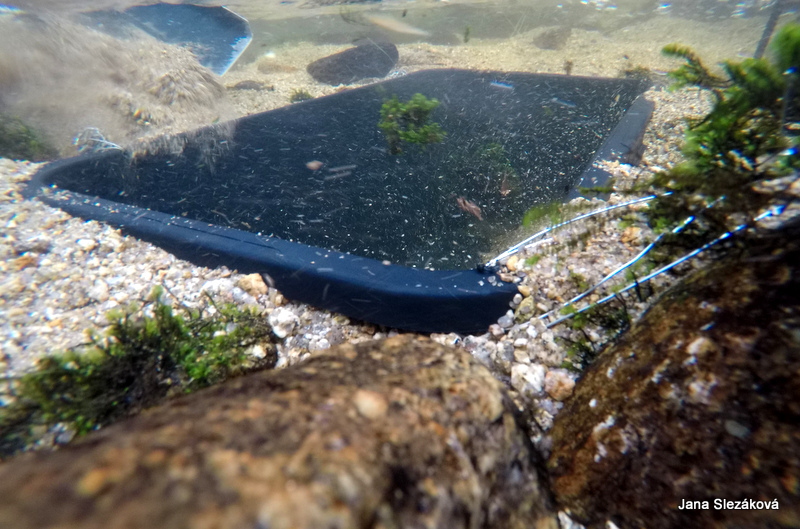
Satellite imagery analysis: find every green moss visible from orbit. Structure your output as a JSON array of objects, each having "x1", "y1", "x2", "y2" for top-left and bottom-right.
[
  {"x1": 521, "y1": 201, "x2": 562, "y2": 227},
  {"x1": 0, "y1": 287, "x2": 276, "y2": 457},
  {"x1": 579, "y1": 177, "x2": 616, "y2": 197},
  {"x1": 617, "y1": 213, "x2": 638, "y2": 230},
  {"x1": 289, "y1": 89, "x2": 314, "y2": 103},
  {"x1": 569, "y1": 271, "x2": 590, "y2": 291},
  {"x1": 652, "y1": 25, "x2": 800, "y2": 240},
  {"x1": 557, "y1": 299, "x2": 631, "y2": 371},
  {"x1": 0, "y1": 114, "x2": 57, "y2": 161},
  {"x1": 378, "y1": 93, "x2": 446, "y2": 155},
  {"x1": 525, "y1": 254, "x2": 542, "y2": 267}
]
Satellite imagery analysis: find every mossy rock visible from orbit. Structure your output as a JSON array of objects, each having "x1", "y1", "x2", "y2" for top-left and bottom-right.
[{"x1": 548, "y1": 219, "x2": 800, "y2": 528}]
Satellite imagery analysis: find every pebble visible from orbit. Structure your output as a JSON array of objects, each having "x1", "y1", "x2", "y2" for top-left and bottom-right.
[
  {"x1": 249, "y1": 344, "x2": 267, "y2": 359},
  {"x1": 76, "y1": 238, "x2": 97, "y2": 252},
  {"x1": 511, "y1": 363, "x2": 546, "y2": 397},
  {"x1": 545, "y1": 370, "x2": 576, "y2": 401},
  {"x1": 506, "y1": 255, "x2": 519, "y2": 271},
  {"x1": 236, "y1": 273, "x2": 268, "y2": 297},
  {"x1": 268, "y1": 307, "x2": 300, "y2": 339},
  {"x1": 13, "y1": 235, "x2": 52, "y2": 254},
  {"x1": 488, "y1": 324, "x2": 505, "y2": 338},
  {"x1": 352, "y1": 389, "x2": 388, "y2": 420},
  {"x1": 497, "y1": 311, "x2": 515, "y2": 329},
  {"x1": 87, "y1": 280, "x2": 110, "y2": 303}
]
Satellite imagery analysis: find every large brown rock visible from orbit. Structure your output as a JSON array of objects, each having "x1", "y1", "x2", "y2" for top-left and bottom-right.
[
  {"x1": 0, "y1": 335, "x2": 557, "y2": 529},
  {"x1": 548, "y1": 222, "x2": 800, "y2": 528}
]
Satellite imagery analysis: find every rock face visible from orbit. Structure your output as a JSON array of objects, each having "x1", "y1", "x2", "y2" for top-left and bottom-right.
[
  {"x1": 548, "y1": 221, "x2": 800, "y2": 529},
  {"x1": 0, "y1": 335, "x2": 556, "y2": 529},
  {"x1": 307, "y1": 41, "x2": 399, "y2": 85}
]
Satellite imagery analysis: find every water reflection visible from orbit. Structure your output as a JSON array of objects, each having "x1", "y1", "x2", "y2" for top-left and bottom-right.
[{"x1": 0, "y1": 0, "x2": 775, "y2": 158}]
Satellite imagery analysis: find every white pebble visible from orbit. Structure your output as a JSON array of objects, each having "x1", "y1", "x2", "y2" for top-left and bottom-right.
[
  {"x1": 76, "y1": 238, "x2": 97, "y2": 252},
  {"x1": 87, "y1": 279, "x2": 109, "y2": 302},
  {"x1": 511, "y1": 363, "x2": 546, "y2": 396},
  {"x1": 268, "y1": 307, "x2": 300, "y2": 338}
]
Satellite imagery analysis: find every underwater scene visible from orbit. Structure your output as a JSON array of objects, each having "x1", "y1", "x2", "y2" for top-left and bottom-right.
[{"x1": 2, "y1": 1, "x2": 800, "y2": 528}]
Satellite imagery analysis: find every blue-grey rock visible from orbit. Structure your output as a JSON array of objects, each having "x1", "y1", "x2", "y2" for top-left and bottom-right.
[{"x1": 307, "y1": 41, "x2": 398, "y2": 85}]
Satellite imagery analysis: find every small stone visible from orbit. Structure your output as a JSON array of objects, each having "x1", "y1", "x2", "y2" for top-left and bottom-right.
[
  {"x1": 724, "y1": 420, "x2": 750, "y2": 439},
  {"x1": 76, "y1": 239, "x2": 97, "y2": 252},
  {"x1": 310, "y1": 338, "x2": 331, "y2": 351},
  {"x1": 497, "y1": 312, "x2": 515, "y2": 329},
  {"x1": 545, "y1": 370, "x2": 576, "y2": 401},
  {"x1": 237, "y1": 273, "x2": 268, "y2": 297},
  {"x1": 352, "y1": 389, "x2": 388, "y2": 420},
  {"x1": 11, "y1": 254, "x2": 37, "y2": 271},
  {"x1": 268, "y1": 307, "x2": 300, "y2": 338},
  {"x1": 87, "y1": 280, "x2": 110, "y2": 303},
  {"x1": 488, "y1": 324, "x2": 505, "y2": 338},
  {"x1": 249, "y1": 344, "x2": 267, "y2": 359},
  {"x1": 517, "y1": 285, "x2": 531, "y2": 297},
  {"x1": 513, "y1": 348, "x2": 529, "y2": 363},
  {"x1": 13, "y1": 235, "x2": 52, "y2": 254},
  {"x1": 506, "y1": 255, "x2": 519, "y2": 271},
  {"x1": 112, "y1": 291, "x2": 129, "y2": 304},
  {"x1": 620, "y1": 226, "x2": 642, "y2": 245},
  {"x1": 511, "y1": 363, "x2": 546, "y2": 397},
  {"x1": 516, "y1": 296, "x2": 535, "y2": 318}
]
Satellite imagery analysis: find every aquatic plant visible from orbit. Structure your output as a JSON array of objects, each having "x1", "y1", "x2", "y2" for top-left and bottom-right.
[
  {"x1": 521, "y1": 201, "x2": 563, "y2": 228},
  {"x1": 557, "y1": 300, "x2": 631, "y2": 372},
  {"x1": 0, "y1": 114, "x2": 57, "y2": 161},
  {"x1": 521, "y1": 200, "x2": 591, "y2": 230},
  {"x1": 648, "y1": 23, "x2": 800, "y2": 239},
  {"x1": 0, "y1": 287, "x2": 276, "y2": 457},
  {"x1": 378, "y1": 93, "x2": 446, "y2": 155},
  {"x1": 289, "y1": 89, "x2": 314, "y2": 103}
]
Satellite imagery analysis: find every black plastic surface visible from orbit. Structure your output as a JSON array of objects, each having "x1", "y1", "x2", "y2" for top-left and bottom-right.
[
  {"x1": 81, "y1": 3, "x2": 252, "y2": 75},
  {"x1": 25, "y1": 69, "x2": 652, "y2": 333}
]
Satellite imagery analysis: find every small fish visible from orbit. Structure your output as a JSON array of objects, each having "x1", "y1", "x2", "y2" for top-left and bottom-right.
[
  {"x1": 490, "y1": 80, "x2": 514, "y2": 91},
  {"x1": 364, "y1": 15, "x2": 429, "y2": 36},
  {"x1": 456, "y1": 196, "x2": 483, "y2": 221},
  {"x1": 550, "y1": 97, "x2": 577, "y2": 108}
]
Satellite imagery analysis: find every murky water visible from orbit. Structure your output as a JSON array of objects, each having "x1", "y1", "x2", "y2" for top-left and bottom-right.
[
  {"x1": 0, "y1": 0, "x2": 783, "y2": 267},
  {"x1": 1, "y1": 0, "x2": 778, "y2": 150}
]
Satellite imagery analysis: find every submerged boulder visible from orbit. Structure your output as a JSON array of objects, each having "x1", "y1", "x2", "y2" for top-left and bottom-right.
[
  {"x1": 0, "y1": 335, "x2": 556, "y2": 529},
  {"x1": 307, "y1": 40, "x2": 399, "y2": 85},
  {"x1": 548, "y1": 220, "x2": 800, "y2": 528}
]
